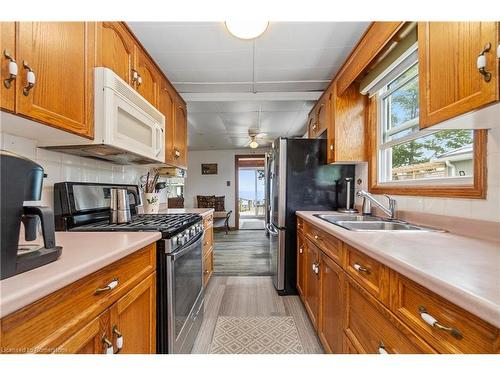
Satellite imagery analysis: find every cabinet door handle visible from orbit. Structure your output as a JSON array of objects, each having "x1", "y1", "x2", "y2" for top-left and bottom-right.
[
  {"x1": 313, "y1": 234, "x2": 321, "y2": 241},
  {"x1": 312, "y1": 262, "x2": 319, "y2": 275},
  {"x1": 497, "y1": 43, "x2": 500, "y2": 59},
  {"x1": 204, "y1": 269, "x2": 209, "y2": 274},
  {"x1": 136, "y1": 74, "x2": 142, "y2": 87},
  {"x1": 94, "y1": 278, "x2": 119, "y2": 295},
  {"x1": 174, "y1": 149, "x2": 181, "y2": 158},
  {"x1": 353, "y1": 263, "x2": 369, "y2": 274},
  {"x1": 299, "y1": 246, "x2": 303, "y2": 254},
  {"x1": 102, "y1": 337, "x2": 114, "y2": 354},
  {"x1": 477, "y1": 42, "x2": 492, "y2": 82},
  {"x1": 22, "y1": 61, "x2": 36, "y2": 96},
  {"x1": 378, "y1": 342, "x2": 389, "y2": 354},
  {"x1": 418, "y1": 306, "x2": 463, "y2": 339},
  {"x1": 131, "y1": 69, "x2": 138, "y2": 83},
  {"x1": 112, "y1": 325, "x2": 123, "y2": 353},
  {"x1": 3, "y1": 50, "x2": 17, "y2": 89}
]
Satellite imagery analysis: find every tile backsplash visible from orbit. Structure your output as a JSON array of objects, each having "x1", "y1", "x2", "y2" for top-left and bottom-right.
[
  {"x1": 0, "y1": 132, "x2": 165, "y2": 208},
  {"x1": 354, "y1": 126, "x2": 500, "y2": 222}
]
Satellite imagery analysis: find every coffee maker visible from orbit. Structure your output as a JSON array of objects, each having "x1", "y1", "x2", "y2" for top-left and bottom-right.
[{"x1": 0, "y1": 150, "x2": 62, "y2": 280}]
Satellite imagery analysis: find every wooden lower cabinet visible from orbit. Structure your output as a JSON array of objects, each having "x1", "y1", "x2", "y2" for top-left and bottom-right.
[
  {"x1": 303, "y1": 240, "x2": 320, "y2": 328},
  {"x1": 344, "y1": 275, "x2": 436, "y2": 354},
  {"x1": 318, "y1": 252, "x2": 344, "y2": 353},
  {"x1": 109, "y1": 273, "x2": 156, "y2": 354},
  {"x1": 0, "y1": 244, "x2": 157, "y2": 354},
  {"x1": 55, "y1": 311, "x2": 108, "y2": 354},
  {"x1": 202, "y1": 213, "x2": 214, "y2": 287},
  {"x1": 296, "y1": 232, "x2": 306, "y2": 298},
  {"x1": 203, "y1": 250, "x2": 214, "y2": 287},
  {"x1": 297, "y1": 216, "x2": 499, "y2": 354}
]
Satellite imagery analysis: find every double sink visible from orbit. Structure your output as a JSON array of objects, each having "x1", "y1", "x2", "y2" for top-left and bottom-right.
[{"x1": 314, "y1": 214, "x2": 443, "y2": 232}]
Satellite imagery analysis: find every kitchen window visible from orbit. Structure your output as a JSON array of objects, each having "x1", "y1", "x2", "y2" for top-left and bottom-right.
[{"x1": 367, "y1": 44, "x2": 486, "y2": 198}]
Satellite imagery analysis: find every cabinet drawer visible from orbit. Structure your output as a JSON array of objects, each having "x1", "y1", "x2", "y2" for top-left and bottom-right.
[
  {"x1": 203, "y1": 214, "x2": 213, "y2": 230},
  {"x1": 203, "y1": 227, "x2": 213, "y2": 256},
  {"x1": 304, "y1": 222, "x2": 343, "y2": 265},
  {"x1": 0, "y1": 243, "x2": 156, "y2": 352},
  {"x1": 344, "y1": 245, "x2": 389, "y2": 302},
  {"x1": 390, "y1": 273, "x2": 499, "y2": 353},
  {"x1": 203, "y1": 249, "x2": 213, "y2": 287},
  {"x1": 344, "y1": 276, "x2": 436, "y2": 354}
]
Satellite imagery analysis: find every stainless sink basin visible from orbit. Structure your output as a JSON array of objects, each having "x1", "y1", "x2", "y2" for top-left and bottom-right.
[
  {"x1": 334, "y1": 221, "x2": 442, "y2": 232},
  {"x1": 314, "y1": 214, "x2": 381, "y2": 223},
  {"x1": 314, "y1": 213, "x2": 443, "y2": 232}
]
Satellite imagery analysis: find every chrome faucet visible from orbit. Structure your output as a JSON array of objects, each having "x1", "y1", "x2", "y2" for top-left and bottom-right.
[{"x1": 356, "y1": 190, "x2": 397, "y2": 220}]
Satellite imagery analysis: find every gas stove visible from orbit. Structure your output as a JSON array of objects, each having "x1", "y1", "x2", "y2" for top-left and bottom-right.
[{"x1": 69, "y1": 213, "x2": 203, "y2": 252}]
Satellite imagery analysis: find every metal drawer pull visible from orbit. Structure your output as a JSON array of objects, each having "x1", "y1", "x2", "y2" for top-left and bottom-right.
[
  {"x1": 378, "y1": 342, "x2": 388, "y2": 354},
  {"x1": 418, "y1": 306, "x2": 463, "y2": 339},
  {"x1": 102, "y1": 337, "x2": 114, "y2": 354},
  {"x1": 22, "y1": 61, "x2": 36, "y2": 96},
  {"x1": 112, "y1": 326, "x2": 123, "y2": 353},
  {"x1": 477, "y1": 43, "x2": 492, "y2": 82},
  {"x1": 312, "y1": 262, "x2": 319, "y2": 275},
  {"x1": 204, "y1": 269, "x2": 209, "y2": 274},
  {"x1": 314, "y1": 234, "x2": 321, "y2": 240},
  {"x1": 94, "y1": 278, "x2": 119, "y2": 295},
  {"x1": 3, "y1": 50, "x2": 18, "y2": 89},
  {"x1": 299, "y1": 246, "x2": 303, "y2": 254},
  {"x1": 353, "y1": 263, "x2": 369, "y2": 274}
]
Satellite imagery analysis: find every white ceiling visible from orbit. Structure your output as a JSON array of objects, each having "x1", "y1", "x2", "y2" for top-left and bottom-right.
[{"x1": 128, "y1": 22, "x2": 369, "y2": 150}]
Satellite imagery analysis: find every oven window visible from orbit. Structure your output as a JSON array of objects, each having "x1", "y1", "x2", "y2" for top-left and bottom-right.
[{"x1": 172, "y1": 239, "x2": 202, "y2": 340}]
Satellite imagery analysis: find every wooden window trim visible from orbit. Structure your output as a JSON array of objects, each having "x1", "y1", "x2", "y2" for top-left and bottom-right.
[{"x1": 367, "y1": 97, "x2": 487, "y2": 199}]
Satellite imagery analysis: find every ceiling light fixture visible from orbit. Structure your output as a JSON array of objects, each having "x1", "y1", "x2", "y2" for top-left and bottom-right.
[
  {"x1": 249, "y1": 136, "x2": 259, "y2": 149},
  {"x1": 225, "y1": 20, "x2": 269, "y2": 40}
]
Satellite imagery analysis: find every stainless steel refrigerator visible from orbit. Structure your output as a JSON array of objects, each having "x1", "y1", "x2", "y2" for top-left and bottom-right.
[{"x1": 266, "y1": 137, "x2": 354, "y2": 295}]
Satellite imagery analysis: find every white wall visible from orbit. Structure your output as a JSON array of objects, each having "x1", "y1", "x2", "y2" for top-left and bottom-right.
[
  {"x1": 0, "y1": 132, "x2": 156, "y2": 208},
  {"x1": 354, "y1": 125, "x2": 500, "y2": 222},
  {"x1": 185, "y1": 148, "x2": 268, "y2": 227}
]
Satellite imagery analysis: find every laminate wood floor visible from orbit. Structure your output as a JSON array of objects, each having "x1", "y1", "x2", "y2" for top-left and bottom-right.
[
  {"x1": 213, "y1": 230, "x2": 271, "y2": 276},
  {"x1": 191, "y1": 276, "x2": 323, "y2": 354}
]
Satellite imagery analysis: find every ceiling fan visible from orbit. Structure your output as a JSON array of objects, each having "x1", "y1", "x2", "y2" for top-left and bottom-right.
[{"x1": 245, "y1": 131, "x2": 273, "y2": 149}]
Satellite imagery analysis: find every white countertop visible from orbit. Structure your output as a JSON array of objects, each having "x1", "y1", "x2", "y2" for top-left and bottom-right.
[
  {"x1": 297, "y1": 211, "x2": 500, "y2": 328},
  {"x1": 0, "y1": 231, "x2": 161, "y2": 319}
]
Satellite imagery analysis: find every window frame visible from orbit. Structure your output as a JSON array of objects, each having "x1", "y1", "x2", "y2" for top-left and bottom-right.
[{"x1": 368, "y1": 95, "x2": 487, "y2": 198}]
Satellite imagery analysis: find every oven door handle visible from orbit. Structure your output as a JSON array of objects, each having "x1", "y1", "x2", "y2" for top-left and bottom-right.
[{"x1": 170, "y1": 231, "x2": 204, "y2": 261}]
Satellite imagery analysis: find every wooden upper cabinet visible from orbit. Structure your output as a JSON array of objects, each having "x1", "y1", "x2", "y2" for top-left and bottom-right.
[
  {"x1": 330, "y1": 82, "x2": 367, "y2": 163},
  {"x1": 0, "y1": 22, "x2": 16, "y2": 112},
  {"x1": 134, "y1": 47, "x2": 160, "y2": 108},
  {"x1": 109, "y1": 273, "x2": 156, "y2": 354},
  {"x1": 159, "y1": 78, "x2": 176, "y2": 165},
  {"x1": 315, "y1": 88, "x2": 330, "y2": 137},
  {"x1": 16, "y1": 22, "x2": 95, "y2": 138},
  {"x1": 318, "y1": 252, "x2": 344, "y2": 354},
  {"x1": 98, "y1": 22, "x2": 135, "y2": 85},
  {"x1": 307, "y1": 111, "x2": 317, "y2": 138},
  {"x1": 418, "y1": 22, "x2": 499, "y2": 128},
  {"x1": 173, "y1": 100, "x2": 188, "y2": 168}
]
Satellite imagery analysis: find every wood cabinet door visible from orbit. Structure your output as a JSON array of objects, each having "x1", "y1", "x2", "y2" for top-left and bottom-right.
[
  {"x1": 54, "y1": 311, "x2": 109, "y2": 354},
  {"x1": 296, "y1": 232, "x2": 306, "y2": 298},
  {"x1": 159, "y1": 78, "x2": 176, "y2": 165},
  {"x1": 304, "y1": 240, "x2": 320, "y2": 329},
  {"x1": 419, "y1": 22, "x2": 499, "y2": 128},
  {"x1": 173, "y1": 100, "x2": 188, "y2": 168},
  {"x1": 307, "y1": 112, "x2": 316, "y2": 138},
  {"x1": 99, "y1": 22, "x2": 135, "y2": 85},
  {"x1": 333, "y1": 82, "x2": 366, "y2": 162},
  {"x1": 16, "y1": 22, "x2": 95, "y2": 137},
  {"x1": 134, "y1": 47, "x2": 160, "y2": 108},
  {"x1": 316, "y1": 91, "x2": 330, "y2": 136},
  {"x1": 0, "y1": 22, "x2": 16, "y2": 112},
  {"x1": 109, "y1": 273, "x2": 156, "y2": 354},
  {"x1": 318, "y1": 253, "x2": 344, "y2": 354}
]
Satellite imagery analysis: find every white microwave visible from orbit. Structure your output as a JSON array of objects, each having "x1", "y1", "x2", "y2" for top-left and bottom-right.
[{"x1": 41, "y1": 67, "x2": 165, "y2": 164}]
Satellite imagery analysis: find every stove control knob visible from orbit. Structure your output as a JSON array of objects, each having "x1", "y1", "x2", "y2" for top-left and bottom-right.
[
  {"x1": 190, "y1": 228, "x2": 196, "y2": 236},
  {"x1": 175, "y1": 236, "x2": 183, "y2": 245}
]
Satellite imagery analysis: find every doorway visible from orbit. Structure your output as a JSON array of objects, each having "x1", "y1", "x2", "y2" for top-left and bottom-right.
[{"x1": 234, "y1": 155, "x2": 266, "y2": 230}]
